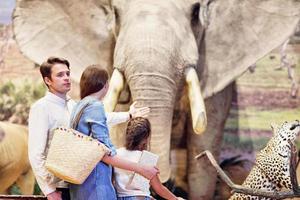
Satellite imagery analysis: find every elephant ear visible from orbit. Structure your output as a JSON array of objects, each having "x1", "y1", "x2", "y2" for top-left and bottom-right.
[
  {"x1": 200, "y1": 0, "x2": 300, "y2": 98},
  {"x1": 13, "y1": 0, "x2": 115, "y2": 82}
]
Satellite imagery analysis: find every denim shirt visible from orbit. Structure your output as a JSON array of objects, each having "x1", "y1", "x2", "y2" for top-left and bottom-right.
[
  {"x1": 70, "y1": 96, "x2": 116, "y2": 156},
  {"x1": 69, "y1": 96, "x2": 118, "y2": 200}
]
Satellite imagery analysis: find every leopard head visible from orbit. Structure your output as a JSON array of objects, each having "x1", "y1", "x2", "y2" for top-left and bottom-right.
[{"x1": 271, "y1": 120, "x2": 300, "y2": 142}]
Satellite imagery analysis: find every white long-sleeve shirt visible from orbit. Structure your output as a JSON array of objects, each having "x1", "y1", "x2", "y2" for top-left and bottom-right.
[{"x1": 28, "y1": 91, "x2": 129, "y2": 195}]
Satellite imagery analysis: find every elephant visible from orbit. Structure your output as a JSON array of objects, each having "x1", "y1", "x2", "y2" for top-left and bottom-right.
[
  {"x1": 0, "y1": 121, "x2": 35, "y2": 194},
  {"x1": 12, "y1": 0, "x2": 300, "y2": 199}
]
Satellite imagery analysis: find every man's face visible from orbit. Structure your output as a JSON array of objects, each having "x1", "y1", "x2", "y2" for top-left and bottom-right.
[{"x1": 45, "y1": 63, "x2": 71, "y2": 95}]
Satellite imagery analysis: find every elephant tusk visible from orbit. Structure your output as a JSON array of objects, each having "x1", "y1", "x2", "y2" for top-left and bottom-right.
[
  {"x1": 103, "y1": 69, "x2": 125, "y2": 112},
  {"x1": 185, "y1": 67, "x2": 207, "y2": 134}
]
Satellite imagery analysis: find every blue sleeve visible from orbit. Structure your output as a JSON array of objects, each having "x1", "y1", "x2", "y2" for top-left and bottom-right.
[{"x1": 84, "y1": 102, "x2": 117, "y2": 156}]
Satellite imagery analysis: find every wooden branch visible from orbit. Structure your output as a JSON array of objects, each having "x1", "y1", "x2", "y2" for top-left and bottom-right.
[
  {"x1": 195, "y1": 150, "x2": 300, "y2": 199},
  {"x1": 288, "y1": 140, "x2": 300, "y2": 193},
  {"x1": 195, "y1": 150, "x2": 235, "y2": 186}
]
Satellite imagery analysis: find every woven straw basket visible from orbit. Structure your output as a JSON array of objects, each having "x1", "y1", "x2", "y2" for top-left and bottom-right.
[{"x1": 45, "y1": 127, "x2": 110, "y2": 184}]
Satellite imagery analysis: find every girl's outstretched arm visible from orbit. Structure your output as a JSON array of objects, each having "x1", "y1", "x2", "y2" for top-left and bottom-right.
[
  {"x1": 102, "y1": 154, "x2": 159, "y2": 180},
  {"x1": 150, "y1": 175, "x2": 184, "y2": 200}
]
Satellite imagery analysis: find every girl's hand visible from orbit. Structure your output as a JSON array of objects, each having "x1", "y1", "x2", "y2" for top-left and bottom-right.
[{"x1": 139, "y1": 165, "x2": 159, "y2": 180}]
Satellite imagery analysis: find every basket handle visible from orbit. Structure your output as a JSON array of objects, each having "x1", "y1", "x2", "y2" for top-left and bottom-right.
[
  {"x1": 71, "y1": 103, "x2": 90, "y2": 130},
  {"x1": 71, "y1": 103, "x2": 95, "y2": 138}
]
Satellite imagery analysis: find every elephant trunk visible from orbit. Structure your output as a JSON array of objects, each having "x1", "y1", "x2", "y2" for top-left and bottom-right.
[
  {"x1": 126, "y1": 66, "x2": 177, "y2": 182},
  {"x1": 111, "y1": 4, "x2": 199, "y2": 181}
]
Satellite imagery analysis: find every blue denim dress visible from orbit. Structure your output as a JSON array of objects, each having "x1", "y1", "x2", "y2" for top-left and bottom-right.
[{"x1": 69, "y1": 96, "x2": 117, "y2": 200}]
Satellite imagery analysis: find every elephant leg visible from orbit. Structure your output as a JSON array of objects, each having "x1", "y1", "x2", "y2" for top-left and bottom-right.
[
  {"x1": 0, "y1": 166, "x2": 21, "y2": 194},
  {"x1": 187, "y1": 83, "x2": 234, "y2": 200},
  {"x1": 15, "y1": 168, "x2": 35, "y2": 195}
]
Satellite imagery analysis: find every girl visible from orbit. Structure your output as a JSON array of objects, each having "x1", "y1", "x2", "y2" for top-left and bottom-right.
[
  {"x1": 114, "y1": 117, "x2": 184, "y2": 200},
  {"x1": 69, "y1": 65, "x2": 158, "y2": 200}
]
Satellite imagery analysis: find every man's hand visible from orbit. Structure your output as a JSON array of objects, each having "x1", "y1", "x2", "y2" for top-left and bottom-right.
[
  {"x1": 129, "y1": 101, "x2": 150, "y2": 118},
  {"x1": 139, "y1": 165, "x2": 159, "y2": 180},
  {"x1": 47, "y1": 191, "x2": 62, "y2": 200}
]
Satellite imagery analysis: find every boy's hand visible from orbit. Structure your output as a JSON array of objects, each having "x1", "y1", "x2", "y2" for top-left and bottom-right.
[
  {"x1": 47, "y1": 191, "x2": 62, "y2": 200},
  {"x1": 140, "y1": 165, "x2": 159, "y2": 180},
  {"x1": 129, "y1": 101, "x2": 150, "y2": 118}
]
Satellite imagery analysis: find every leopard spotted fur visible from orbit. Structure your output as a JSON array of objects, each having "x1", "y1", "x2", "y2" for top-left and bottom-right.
[{"x1": 229, "y1": 120, "x2": 300, "y2": 200}]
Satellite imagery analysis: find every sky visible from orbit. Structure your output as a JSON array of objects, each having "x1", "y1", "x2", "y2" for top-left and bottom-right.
[{"x1": 0, "y1": 0, "x2": 15, "y2": 25}]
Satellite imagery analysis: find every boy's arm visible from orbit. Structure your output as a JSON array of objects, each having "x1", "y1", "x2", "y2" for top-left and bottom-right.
[
  {"x1": 106, "y1": 101, "x2": 150, "y2": 127},
  {"x1": 102, "y1": 154, "x2": 159, "y2": 180},
  {"x1": 150, "y1": 175, "x2": 180, "y2": 200},
  {"x1": 106, "y1": 112, "x2": 129, "y2": 127},
  {"x1": 28, "y1": 104, "x2": 57, "y2": 196}
]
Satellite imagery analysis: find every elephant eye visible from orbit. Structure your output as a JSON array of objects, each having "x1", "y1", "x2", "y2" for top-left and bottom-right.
[{"x1": 191, "y1": 3, "x2": 200, "y2": 26}]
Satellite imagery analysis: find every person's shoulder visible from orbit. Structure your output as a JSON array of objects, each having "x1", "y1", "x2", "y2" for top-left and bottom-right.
[
  {"x1": 87, "y1": 100, "x2": 104, "y2": 109},
  {"x1": 29, "y1": 97, "x2": 49, "y2": 117},
  {"x1": 30, "y1": 96, "x2": 47, "y2": 110}
]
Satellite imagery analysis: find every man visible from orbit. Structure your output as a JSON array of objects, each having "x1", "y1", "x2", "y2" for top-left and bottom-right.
[{"x1": 28, "y1": 57, "x2": 150, "y2": 200}]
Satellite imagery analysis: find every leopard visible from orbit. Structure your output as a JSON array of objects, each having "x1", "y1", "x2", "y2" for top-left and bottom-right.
[{"x1": 229, "y1": 120, "x2": 300, "y2": 200}]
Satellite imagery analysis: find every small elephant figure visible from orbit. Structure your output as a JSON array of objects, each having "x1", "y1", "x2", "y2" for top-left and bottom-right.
[
  {"x1": 0, "y1": 121, "x2": 35, "y2": 194},
  {"x1": 13, "y1": 0, "x2": 300, "y2": 199}
]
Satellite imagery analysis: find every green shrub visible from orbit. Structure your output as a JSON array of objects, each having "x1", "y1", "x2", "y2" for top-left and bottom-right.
[
  {"x1": 0, "y1": 80, "x2": 46, "y2": 125},
  {"x1": 9, "y1": 184, "x2": 22, "y2": 195}
]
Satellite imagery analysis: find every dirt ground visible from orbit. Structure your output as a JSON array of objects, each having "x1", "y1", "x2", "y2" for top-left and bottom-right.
[{"x1": 232, "y1": 88, "x2": 300, "y2": 109}]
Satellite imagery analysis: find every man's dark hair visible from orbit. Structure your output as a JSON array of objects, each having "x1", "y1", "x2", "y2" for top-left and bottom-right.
[
  {"x1": 80, "y1": 65, "x2": 109, "y2": 99},
  {"x1": 40, "y1": 57, "x2": 70, "y2": 85},
  {"x1": 125, "y1": 117, "x2": 151, "y2": 151}
]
